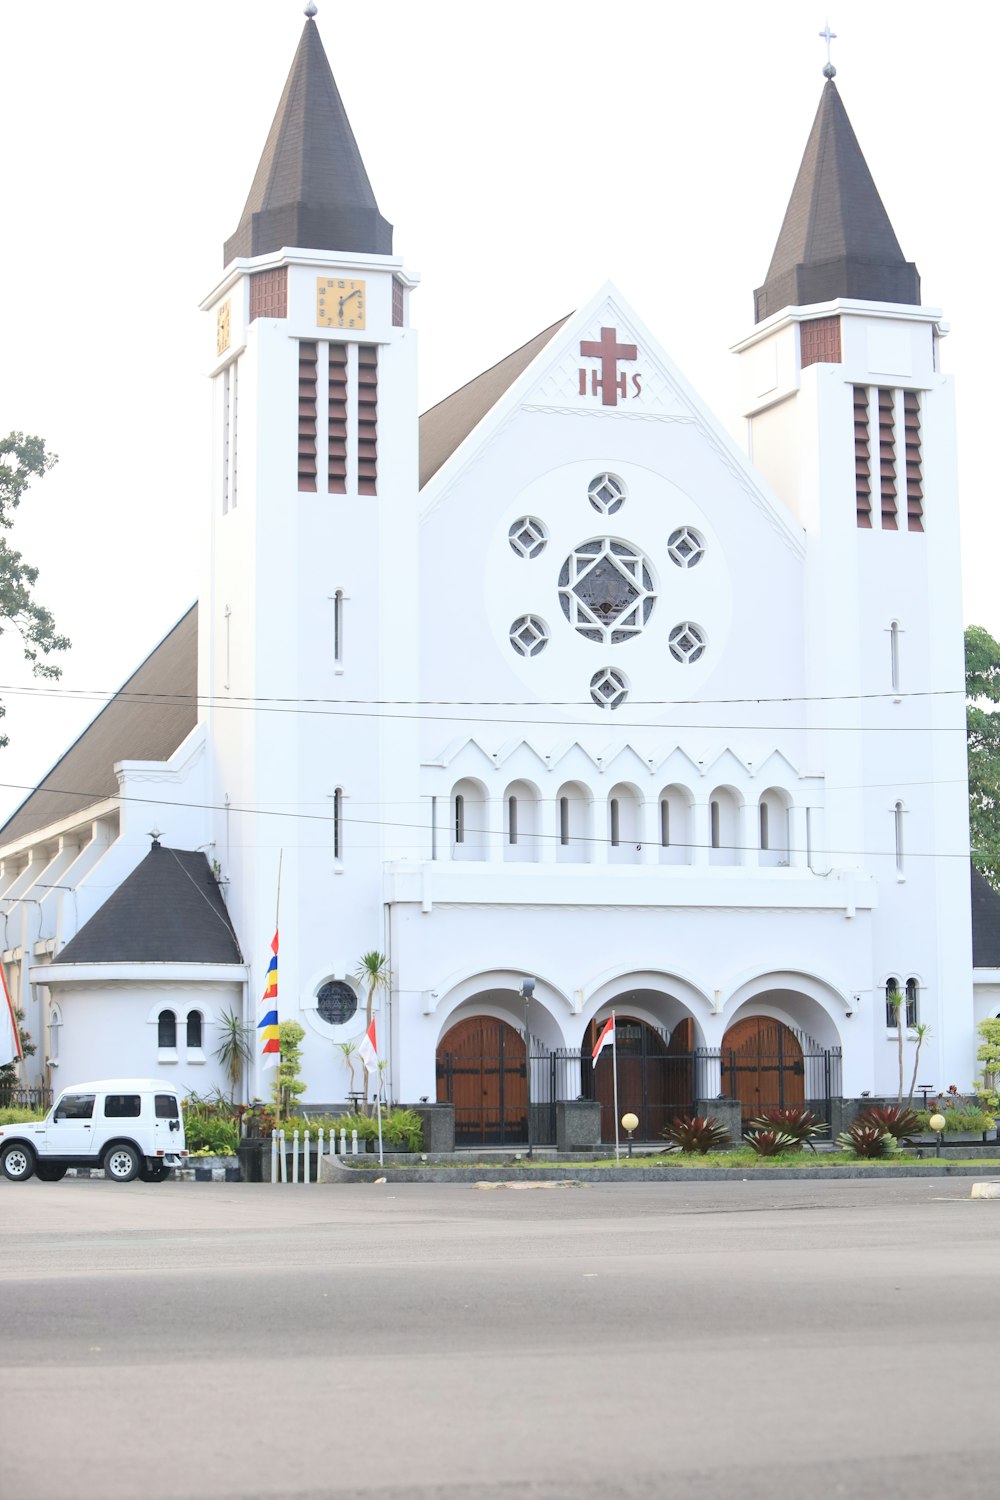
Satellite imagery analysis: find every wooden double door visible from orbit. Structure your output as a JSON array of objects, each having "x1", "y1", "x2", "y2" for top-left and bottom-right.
[
  {"x1": 436, "y1": 1017, "x2": 527, "y2": 1146},
  {"x1": 721, "y1": 1016, "x2": 805, "y2": 1124},
  {"x1": 587, "y1": 1016, "x2": 696, "y2": 1142}
]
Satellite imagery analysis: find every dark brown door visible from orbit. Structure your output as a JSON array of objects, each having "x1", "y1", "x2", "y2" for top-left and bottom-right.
[
  {"x1": 587, "y1": 1015, "x2": 694, "y2": 1142},
  {"x1": 436, "y1": 1017, "x2": 527, "y2": 1145},
  {"x1": 721, "y1": 1016, "x2": 805, "y2": 1124}
]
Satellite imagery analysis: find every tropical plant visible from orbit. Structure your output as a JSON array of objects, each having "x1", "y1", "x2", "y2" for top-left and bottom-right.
[
  {"x1": 857, "y1": 1104, "x2": 921, "y2": 1140},
  {"x1": 976, "y1": 1018, "x2": 1000, "y2": 1093},
  {"x1": 886, "y1": 986, "x2": 906, "y2": 1102},
  {"x1": 915, "y1": 1104, "x2": 995, "y2": 1134},
  {"x1": 837, "y1": 1123, "x2": 898, "y2": 1158},
  {"x1": 336, "y1": 1040, "x2": 359, "y2": 1096},
  {"x1": 906, "y1": 1022, "x2": 931, "y2": 1105},
  {"x1": 966, "y1": 624, "x2": 1000, "y2": 888},
  {"x1": 327, "y1": 1108, "x2": 424, "y2": 1152},
  {"x1": 744, "y1": 1129, "x2": 800, "y2": 1157},
  {"x1": 213, "y1": 1009, "x2": 254, "y2": 1103},
  {"x1": 353, "y1": 950, "x2": 391, "y2": 1103},
  {"x1": 272, "y1": 1020, "x2": 307, "y2": 1120},
  {"x1": 661, "y1": 1115, "x2": 730, "y2": 1154},
  {"x1": 746, "y1": 1106, "x2": 826, "y2": 1146}
]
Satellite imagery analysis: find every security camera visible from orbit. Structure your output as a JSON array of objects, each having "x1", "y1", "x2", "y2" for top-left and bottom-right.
[{"x1": 520, "y1": 977, "x2": 535, "y2": 999}]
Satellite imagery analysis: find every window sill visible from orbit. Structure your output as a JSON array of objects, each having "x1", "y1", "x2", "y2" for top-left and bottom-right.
[
  {"x1": 186, "y1": 1050, "x2": 207, "y2": 1065},
  {"x1": 334, "y1": 863, "x2": 345, "y2": 876},
  {"x1": 157, "y1": 1049, "x2": 179, "y2": 1064}
]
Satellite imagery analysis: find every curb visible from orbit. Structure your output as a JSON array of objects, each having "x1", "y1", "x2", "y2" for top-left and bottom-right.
[{"x1": 326, "y1": 1161, "x2": 1000, "y2": 1184}]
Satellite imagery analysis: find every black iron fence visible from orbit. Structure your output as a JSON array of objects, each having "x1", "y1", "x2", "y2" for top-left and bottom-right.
[{"x1": 0, "y1": 1085, "x2": 52, "y2": 1113}]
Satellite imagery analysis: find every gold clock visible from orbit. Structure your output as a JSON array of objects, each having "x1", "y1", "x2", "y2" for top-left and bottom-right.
[
  {"x1": 216, "y1": 299, "x2": 231, "y2": 356},
  {"x1": 317, "y1": 277, "x2": 366, "y2": 330}
]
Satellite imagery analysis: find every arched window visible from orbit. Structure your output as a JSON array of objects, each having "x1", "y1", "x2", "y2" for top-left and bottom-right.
[
  {"x1": 454, "y1": 793, "x2": 465, "y2": 844},
  {"x1": 334, "y1": 787, "x2": 343, "y2": 861},
  {"x1": 559, "y1": 797, "x2": 570, "y2": 846},
  {"x1": 610, "y1": 799, "x2": 621, "y2": 848},
  {"x1": 47, "y1": 1004, "x2": 61, "y2": 1063},
  {"x1": 158, "y1": 1010, "x2": 177, "y2": 1049},
  {"x1": 759, "y1": 801, "x2": 769, "y2": 851},
  {"x1": 890, "y1": 621, "x2": 900, "y2": 692},
  {"x1": 186, "y1": 1010, "x2": 203, "y2": 1049},
  {"x1": 334, "y1": 590, "x2": 344, "y2": 667},
  {"x1": 508, "y1": 796, "x2": 518, "y2": 845},
  {"x1": 660, "y1": 799, "x2": 669, "y2": 847},
  {"x1": 711, "y1": 800, "x2": 721, "y2": 848},
  {"x1": 894, "y1": 801, "x2": 904, "y2": 874},
  {"x1": 885, "y1": 979, "x2": 901, "y2": 1029},
  {"x1": 905, "y1": 977, "x2": 919, "y2": 1028}
]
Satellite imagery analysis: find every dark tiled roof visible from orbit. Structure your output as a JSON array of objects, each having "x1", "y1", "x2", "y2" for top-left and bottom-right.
[
  {"x1": 418, "y1": 316, "x2": 571, "y2": 489},
  {"x1": 224, "y1": 18, "x2": 391, "y2": 264},
  {"x1": 755, "y1": 80, "x2": 920, "y2": 321},
  {"x1": 52, "y1": 844, "x2": 242, "y2": 965},
  {"x1": 0, "y1": 606, "x2": 198, "y2": 846},
  {"x1": 972, "y1": 864, "x2": 1000, "y2": 969}
]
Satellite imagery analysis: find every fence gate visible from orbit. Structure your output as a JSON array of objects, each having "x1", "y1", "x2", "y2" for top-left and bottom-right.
[
  {"x1": 436, "y1": 1017, "x2": 528, "y2": 1147},
  {"x1": 721, "y1": 1017, "x2": 841, "y2": 1127}
]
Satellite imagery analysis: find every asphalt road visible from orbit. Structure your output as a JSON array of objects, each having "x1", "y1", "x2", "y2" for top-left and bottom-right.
[{"x1": 1, "y1": 1176, "x2": 998, "y2": 1500}]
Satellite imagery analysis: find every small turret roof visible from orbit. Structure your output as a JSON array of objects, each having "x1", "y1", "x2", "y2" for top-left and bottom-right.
[
  {"x1": 224, "y1": 17, "x2": 391, "y2": 266},
  {"x1": 755, "y1": 79, "x2": 919, "y2": 321}
]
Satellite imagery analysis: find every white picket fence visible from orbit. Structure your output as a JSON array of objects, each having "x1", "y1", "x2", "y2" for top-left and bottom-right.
[{"x1": 269, "y1": 1126, "x2": 366, "y2": 1184}]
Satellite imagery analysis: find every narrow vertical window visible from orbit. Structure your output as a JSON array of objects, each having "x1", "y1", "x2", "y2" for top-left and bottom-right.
[
  {"x1": 298, "y1": 342, "x2": 318, "y2": 492},
  {"x1": 903, "y1": 391, "x2": 923, "y2": 532},
  {"x1": 559, "y1": 797, "x2": 570, "y2": 846},
  {"x1": 894, "y1": 801, "x2": 904, "y2": 874},
  {"x1": 885, "y1": 978, "x2": 901, "y2": 1028},
  {"x1": 508, "y1": 796, "x2": 518, "y2": 845},
  {"x1": 759, "y1": 801, "x2": 769, "y2": 850},
  {"x1": 333, "y1": 590, "x2": 344, "y2": 667},
  {"x1": 711, "y1": 800, "x2": 721, "y2": 849},
  {"x1": 610, "y1": 799, "x2": 620, "y2": 847},
  {"x1": 879, "y1": 388, "x2": 897, "y2": 530},
  {"x1": 660, "y1": 799, "x2": 670, "y2": 847},
  {"x1": 334, "y1": 787, "x2": 343, "y2": 861},
  {"x1": 454, "y1": 794, "x2": 465, "y2": 844},
  {"x1": 806, "y1": 806, "x2": 814, "y2": 869},
  {"x1": 230, "y1": 360, "x2": 239, "y2": 509},
  {"x1": 905, "y1": 977, "x2": 919, "y2": 1027},
  {"x1": 186, "y1": 1011, "x2": 203, "y2": 1049},
  {"x1": 890, "y1": 621, "x2": 900, "y2": 692},
  {"x1": 222, "y1": 365, "x2": 231, "y2": 513},
  {"x1": 854, "y1": 386, "x2": 872, "y2": 528},
  {"x1": 158, "y1": 1010, "x2": 177, "y2": 1049}
]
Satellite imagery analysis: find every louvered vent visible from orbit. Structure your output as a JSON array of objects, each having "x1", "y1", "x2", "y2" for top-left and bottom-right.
[
  {"x1": 297, "y1": 341, "x2": 318, "y2": 493},
  {"x1": 328, "y1": 344, "x2": 347, "y2": 494},
  {"x1": 854, "y1": 386, "x2": 872, "y2": 528},
  {"x1": 249, "y1": 266, "x2": 288, "y2": 322},
  {"x1": 903, "y1": 391, "x2": 923, "y2": 532},
  {"x1": 800, "y1": 315, "x2": 841, "y2": 369},
  {"x1": 357, "y1": 346, "x2": 378, "y2": 496},
  {"x1": 878, "y1": 388, "x2": 897, "y2": 530},
  {"x1": 392, "y1": 278, "x2": 404, "y2": 327}
]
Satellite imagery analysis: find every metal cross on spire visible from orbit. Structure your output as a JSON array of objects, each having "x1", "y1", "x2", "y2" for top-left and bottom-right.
[{"x1": 820, "y1": 21, "x2": 837, "y2": 79}]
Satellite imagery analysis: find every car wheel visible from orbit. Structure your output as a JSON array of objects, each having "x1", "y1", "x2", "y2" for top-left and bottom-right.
[
  {"x1": 103, "y1": 1143, "x2": 141, "y2": 1182},
  {"x1": 34, "y1": 1162, "x2": 68, "y2": 1182},
  {"x1": 1, "y1": 1142, "x2": 36, "y2": 1182}
]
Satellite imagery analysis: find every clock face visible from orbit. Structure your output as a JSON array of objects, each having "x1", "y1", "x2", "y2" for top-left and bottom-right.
[
  {"x1": 317, "y1": 277, "x2": 367, "y2": 330},
  {"x1": 216, "y1": 300, "x2": 231, "y2": 356}
]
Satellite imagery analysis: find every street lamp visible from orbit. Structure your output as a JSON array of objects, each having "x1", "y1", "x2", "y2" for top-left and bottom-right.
[
  {"x1": 929, "y1": 1111, "x2": 946, "y2": 1159},
  {"x1": 520, "y1": 978, "x2": 535, "y2": 1159},
  {"x1": 621, "y1": 1111, "x2": 639, "y2": 1158}
]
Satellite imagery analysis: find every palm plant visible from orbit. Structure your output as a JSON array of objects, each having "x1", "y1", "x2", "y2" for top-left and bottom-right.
[
  {"x1": 213, "y1": 1009, "x2": 254, "y2": 1104},
  {"x1": 353, "y1": 950, "x2": 392, "y2": 1104},
  {"x1": 907, "y1": 1023, "x2": 931, "y2": 1106},
  {"x1": 336, "y1": 1040, "x2": 358, "y2": 1096},
  {"x1": 887, "y1": 987, "x2": 905, "y2": 1101}
]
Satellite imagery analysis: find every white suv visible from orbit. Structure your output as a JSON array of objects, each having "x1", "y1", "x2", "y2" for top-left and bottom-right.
[{"x1": 0, "y1": 1078, "x2": 188, "y2": 1183}]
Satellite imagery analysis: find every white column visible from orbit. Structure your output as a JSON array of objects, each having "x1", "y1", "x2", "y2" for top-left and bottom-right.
[
  {"x1": 640, "y1": 797, "x2": 659, "y2": 866},
  {"x1": 739, "y1": 802, "x2": 758, "y2": 868},
  {"x1": 789, "y1": 805, "x2": 808, "y2": 868},
  {"x1": 692, "y1": 801, "x2": 710, "y2": 866}
]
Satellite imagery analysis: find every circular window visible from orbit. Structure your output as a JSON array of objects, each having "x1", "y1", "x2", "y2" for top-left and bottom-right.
[
  {"x1": 667, "y1": 527, "x2": 705, "y2": 568},
  {"x1": 590, "y1": 667, "x2": 629, "y2": 709},
  {"x1": 509, "y1": 615, "x2": 549, "y2": 657},
  {"x1": 668, "y1": 622, "x2": 707, "y2": 664},
  {"x1": 588, "y1": 473, "x2": 626, "y2": 515},
  {"x1": 558, "y1": 539, "x2": 656, "y2": 645},
  {"x1": 509, "y1": 516, "x2": 548, "y2": 559},
  {"x1": 316, "y1": 980, "x2": 358, "y2": 1027}
]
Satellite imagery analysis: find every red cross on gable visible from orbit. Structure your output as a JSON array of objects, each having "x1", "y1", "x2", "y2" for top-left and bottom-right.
[{"x1": 578, "y1": 327, "x2": 641, "y2": 407}]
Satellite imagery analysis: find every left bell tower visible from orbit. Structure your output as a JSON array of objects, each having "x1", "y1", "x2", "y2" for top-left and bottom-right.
[{"x1": 197, "y1": 5, "x2": 420, "y2": 1096}]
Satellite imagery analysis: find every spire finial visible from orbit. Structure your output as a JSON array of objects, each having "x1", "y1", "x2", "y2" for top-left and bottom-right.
[
  {"x1": 304, "y1": 2, "x2": 318, "y2": 17},
  {"x1": 820, "y1": 21, "x2": 837, "y2": 79}
]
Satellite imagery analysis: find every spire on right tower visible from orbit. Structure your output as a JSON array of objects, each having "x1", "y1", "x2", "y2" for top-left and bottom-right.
[{"x1": 754, "y1": 76, "x2": 920, "y2": 322}]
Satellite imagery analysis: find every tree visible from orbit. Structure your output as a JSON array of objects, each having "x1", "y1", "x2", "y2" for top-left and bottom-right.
[
  {"x1": 353, "y1": 950, "x2": 391, "y2": 1104},
  {"x1": 272, "y1": 1019, "x2": 307, "y2": 1120},
  {"x1": 966, "y1": 625, "x2": 1000, "y2": 889},
  {"x1": 0, "y1": 433, "x2": 71, "y2": 745},
  {"x1": 0, "y1": 1002, "x2": 36, "y2": 1097},
  {"x1": 887, "y1": 987, "x2": 905, "y2": 1102},
  {"x1": 213, "y1": 1008, "x2": 254, "y2": 1104}
]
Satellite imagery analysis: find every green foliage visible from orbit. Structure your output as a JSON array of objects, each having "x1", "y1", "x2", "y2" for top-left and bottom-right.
[
  {"x1": 858, "y1": 1105, "x2": 921, "y2": 1139},
  {"x1": 181, "y1": 1104, "x2": 239, "y2": 1155},
  {"x1": 914, "y1": 1105, "x2": 995, "y2": 1133},
  {"x1": 744, "y1": 1128, "x2": 801, "y2": 1156},
  {"x1": 746, "y1": 1106, "x2": 826, "y2": 1144},
  {"x1": 324, "y1": 1108, "x2": 424, "y2": 1152},
  {"x1": 273, "y1": 1020, "x2": 307, "y2": 1117},
  {"x1": 0, "y1": 433, "x2": 70, "y2": 747},
  {"x1": 213, "y1": 1009, "x2": 254, "y2": 1103},
  {"x1": 661, "y1": 1114, "x2": 730, "y2": 1154},
  {"x1": 353, "y1": 951, "x2": 391, "y2": 1103},
  {"x1": 966, "y1": 625, "x2": 1000, "y2": 889},
  {"x1": 976, "y1": 1018, "x2": 1000, "y2": 1085},
  {"x1": 0, "y1": 1004, "x2": 36, "y2": 1091},
  {"x1": 838, "y1": 1123, "x2": 898, "y2": 1158},
  {"x1": 0, "y1": 1106, "x2": 45, "y2": 1124}
]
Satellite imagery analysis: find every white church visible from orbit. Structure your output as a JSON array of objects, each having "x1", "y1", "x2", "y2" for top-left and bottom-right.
[{"x1": 1, "y1": 13, "x2": 993, "y2": 1144}]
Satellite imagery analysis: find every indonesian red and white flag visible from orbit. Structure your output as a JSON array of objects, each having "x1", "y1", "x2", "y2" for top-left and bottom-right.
[
  {"x1": 1, "y1": 963, "x2": 23, "y2": 1070},
  {"x1": 592, "y1": 1015, "x2": 615, "y2": 1068},
  {"x1": 358, "y1": 1017, "x2": 379, "y2": 1075}
]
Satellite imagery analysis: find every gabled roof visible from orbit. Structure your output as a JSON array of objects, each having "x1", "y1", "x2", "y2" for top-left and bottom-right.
[
  {"x1": 51, "y1": 843, "x2": 242, "y2": 966},
  {"x1": 418, "y1": 316, "x2": 570, "y2": 488},
  {"x1": 754, "y1": 79, "x2": 920, "y2": 321},
  {"x1": 0, "y1": 606, "x2": 198, "y2": 847},
  {"x1": 223, "y1": 18, "x2": 392, "y2": 265},
  {"x1": 972, "y1": 864, "x2": 1000, "y2": 969}
]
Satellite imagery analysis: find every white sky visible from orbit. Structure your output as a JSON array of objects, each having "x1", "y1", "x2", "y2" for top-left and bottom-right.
[{"x1": 0, "y1": 0, "x2": 994, "y2": 824}]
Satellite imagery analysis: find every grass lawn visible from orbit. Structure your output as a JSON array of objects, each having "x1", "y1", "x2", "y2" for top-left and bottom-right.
[{"x1": 343, "y1": 1148, "x2": 1000, "y2": 1171}]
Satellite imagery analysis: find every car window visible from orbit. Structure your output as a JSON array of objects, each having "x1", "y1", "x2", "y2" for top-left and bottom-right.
[
  {"x1": 54, "y1": 1093, "x2": 96, "y2": 1121},
  {"x1": 155, "y1": 1094, "x2": 180, "y2": 1120},
  {"x1": 104, "y1": 1094, "x2": 141, "y2": 1118}
]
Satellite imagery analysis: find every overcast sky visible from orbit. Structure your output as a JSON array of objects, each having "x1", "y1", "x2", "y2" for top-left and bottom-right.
[{"x1": 0, "y1": 0, "x2": 994, "y2": 824}]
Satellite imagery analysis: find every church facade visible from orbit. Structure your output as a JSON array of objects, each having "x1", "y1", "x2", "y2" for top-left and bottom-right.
[{"x1": 0, "y1": 17, "x2": 988, "y2": 1140}]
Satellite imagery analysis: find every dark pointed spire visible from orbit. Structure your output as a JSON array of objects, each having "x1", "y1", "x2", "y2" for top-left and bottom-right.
[
  {"x1": 224, "y1": 17, "x2": 392, "y2": 266},
  {"x1": 754, "y1": 79, "x2": 919, "y2": 322}
]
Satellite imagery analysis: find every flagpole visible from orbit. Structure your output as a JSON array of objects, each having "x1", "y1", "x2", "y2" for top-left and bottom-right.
[
  {"x1": 375, "y1": 1088, "x2": 384, "y2": 1167},
  {"x1": 611, "y1": 1009, "x2": 620, "y2": 1165},
  {"x1": 272, "y1": 850, "x2": 283, "y2": 1124}
]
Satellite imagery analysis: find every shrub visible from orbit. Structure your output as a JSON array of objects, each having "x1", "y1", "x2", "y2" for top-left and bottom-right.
[
  {"x1": 0, "y1": 1107, "x2": 46, "y2": 1125},
  {"x1": 858, "y1": 1105, "x2": 921, "y2": 1140},
  {"x1": 182, "y1": 1109, "x2": 239, "y2": 1155},
  {"x1": 662, "y1": 1115, "x2": 730, "y2": 1154},
  {"x1": 325, "y1": 1108, "x2": 424, "y2": 1152},
  {"x1": 744, "y1": 1129, "x2": 801, "y2": 1157},
  {"x1": 914, "y1": 1105, "x2": 995, "y2": 1134},
  {"x1": 746, "y1": 1107, "x2": 826, "y2": 1145},
  {"x1": 837, "y1": 1123, "x2": 898, "y2": 1158}
]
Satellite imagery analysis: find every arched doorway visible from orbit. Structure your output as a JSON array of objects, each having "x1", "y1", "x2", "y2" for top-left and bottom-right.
[
  {"x1": 436, "y1": 1017, "x2": 527, "y2": 1146},
  {"x1": 586, "y1": 1015, "x2": 696, "y2": 1142},
  {"x1": 721, "y1": 1016, "x2": 805, "y2": 1124}
]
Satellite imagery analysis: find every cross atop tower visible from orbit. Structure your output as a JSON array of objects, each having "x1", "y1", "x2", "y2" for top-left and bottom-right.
[{"x1": 820, "y1": 21, "x2": 837, "y2": 79}]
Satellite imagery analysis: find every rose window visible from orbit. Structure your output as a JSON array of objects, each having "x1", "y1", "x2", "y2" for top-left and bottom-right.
[
  {"x1": 667, "y1": 527, "x2": 705, "y2": 568},
  {"x1": 558, "y1": 539, "x2": 655, "y2": 645},
  {"x1": 587, "y1": 473, "x2": 626, "y2": 516},
  {"x1": 509, "y1": 516, "x2": 548, "y2": 559},
  {"x1": 668, "y1": 622, "x2": 707, "y2": 663},
  {"x1": 509, "y1": 615, "x2": 549, "y2": 657},
  {"x1": 590, "y1": 667, "x2": 629, "y2": 709}
]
